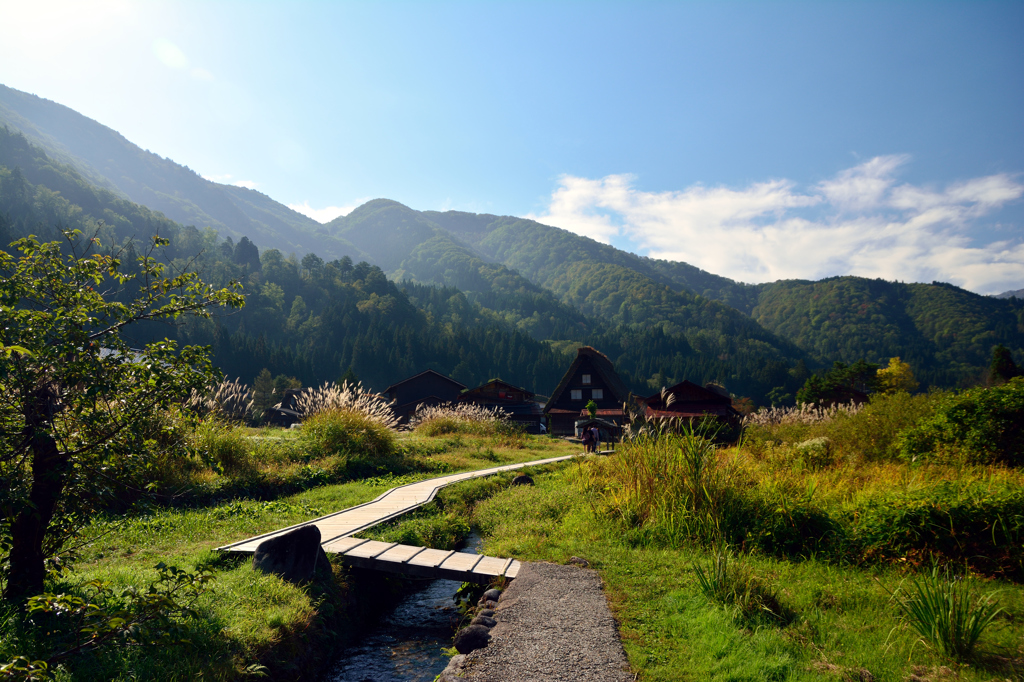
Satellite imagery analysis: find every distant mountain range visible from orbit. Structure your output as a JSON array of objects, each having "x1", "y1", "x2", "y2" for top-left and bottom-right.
[{"x1": 2, "y1": 83, "x2": 1021, "y2": 396}]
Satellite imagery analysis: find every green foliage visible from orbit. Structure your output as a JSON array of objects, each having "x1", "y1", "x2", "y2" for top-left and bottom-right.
[
  {"x1": 888, "y1": 565, "x2": 1003, "y2": 661},
  {"x1": 990, "y1": 343, "x2": 1020, "y2": 385},
  {"x1": 192, "y1": 421, "x2": 257, "y2": 477},
  {"x1": 2, "y1": 563, "x2": 213, "y2": 679},
  {"x1": 299, "y1": 408, "x2": 398, "y2": 475},
  {"x1": 0, "y1": 230, "x2": 242, "y2": 598},
  {"x1": 754, "y1": 276, "x2": 1024, "y2": 388},
  {"x1": 693, "y1": 542, "x2": 793, "y2": 627},
  {"x1": 896, "y1": 378, "x2": 1024, "y2": 465},
  {"x1": 796, "y1": 359, "x2": 880, "y2": 405},
  {"x1": 745, "y1": 390, "x2": 941, "y2": 464}
]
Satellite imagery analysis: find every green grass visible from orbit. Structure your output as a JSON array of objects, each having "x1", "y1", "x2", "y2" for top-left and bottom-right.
[
  {"x1": 473, "y1": 464, "x2": 1024, "y2": 681},
  {"x1": 1, "y1": 430, "x2": 579, "y2": 680}
]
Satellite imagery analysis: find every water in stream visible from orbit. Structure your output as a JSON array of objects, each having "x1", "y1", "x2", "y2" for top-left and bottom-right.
[{"x1": 321, "y1": 537, "x2": 480, "y2": 682}]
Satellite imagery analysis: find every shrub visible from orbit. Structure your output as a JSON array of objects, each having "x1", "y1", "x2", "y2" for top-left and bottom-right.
[
  {"x1": 888, "y1": 565, "x2": 1004, "y2": 661},
  {"x1": 896, "y1": 378, "x2": 1024, "y2": 465},
  {"x1": 299, "y1": 408, "x2": 398, "y2": 472},
  {"x1": 193, "y1": 421, "x2": 256, "y2": 476}
]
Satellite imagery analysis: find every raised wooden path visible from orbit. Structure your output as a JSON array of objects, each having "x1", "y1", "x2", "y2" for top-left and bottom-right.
[{"x1": 218, "y1": 453, "x2": 582, "y2": 583}]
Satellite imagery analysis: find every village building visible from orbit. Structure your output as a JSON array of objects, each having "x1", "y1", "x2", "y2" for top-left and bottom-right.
[
  {"x1": 456, "y1": 378, "x2": 545, "y2": 433},
  {"x1": 384, "y1": 369, "x2": 467, "y2": 424},
  {"x1": 641, "y1": 380, "x2": 740, "y2": 424},
  {"x1": 543, "y1": 346, "x2": 632, "y2": 436}
]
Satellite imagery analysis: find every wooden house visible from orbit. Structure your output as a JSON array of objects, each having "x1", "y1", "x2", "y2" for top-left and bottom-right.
[
  {"x1": 384, "y1": 370, "x2": 467, "y2": 424},
  {"x1": 456, "y1": 379, "x2": 544, "y2": 433},
  {"x1": 641, "y1": 380, "x2": 740, "y2": 424},
  {"x1": 544, "y1": 347, "x2": 632, "y2": 436}
]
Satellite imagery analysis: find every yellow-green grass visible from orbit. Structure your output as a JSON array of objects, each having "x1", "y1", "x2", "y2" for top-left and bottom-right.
[
  {"x1": 4, "y1": 432, "x2": 578, "y2": 680},
  {"x1": 474, "y1": 463, "x2": 1024, "y2": 681}
]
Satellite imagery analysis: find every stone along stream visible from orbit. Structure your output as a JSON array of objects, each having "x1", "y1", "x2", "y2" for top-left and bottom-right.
[{"x1": 321, "y1": 536, "x2": 483, "y2": 682}]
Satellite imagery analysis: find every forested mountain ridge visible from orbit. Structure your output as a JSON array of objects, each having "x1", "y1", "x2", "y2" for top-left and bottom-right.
[
  {"x1": 0, "y1": 125, "x2": 570, "y2": 393},
  {"x1": 752, "y1": 277, "x2": 1024, "y2": 387},
  {"x1": 3, "y1": 83, "x2": 1020, "y2": 399},
  {"x1": 0, "y1": 84, "x2": 363, "y2": 262}
]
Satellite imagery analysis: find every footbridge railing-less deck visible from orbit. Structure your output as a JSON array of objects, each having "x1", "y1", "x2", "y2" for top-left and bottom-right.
[{"x1": 217, "y1": 453, "x2": 580, "y2": 583}]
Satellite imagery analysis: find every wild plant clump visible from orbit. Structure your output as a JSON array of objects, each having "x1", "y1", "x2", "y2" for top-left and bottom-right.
[
  {"x1": 888, "y1": 565, "x2": 1004, "y2": 661},
  {"x1": 409, "y1": 402, "x2": 511, "y2": 436},
  {"x1": 186, "y1": 378, "x2": 254, "y2": 422},
  {"x1": 299, "y1": 408, "x2": 399, "y2": 473},
  {"x1": 296, "y1": 381, "x2": 399, "y2": 429},
  {"x1": 743, "y1": 400, "x2": 863, "y2": 427}
]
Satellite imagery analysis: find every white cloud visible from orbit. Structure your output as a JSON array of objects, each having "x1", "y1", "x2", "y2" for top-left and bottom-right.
[
  {"x1": 529, "y1": 157, "x2": 1024, "y2": 294},
  {"x1": 202, "y1": 173, "x2": 257, "y2": 189},
  {"x1": 287, "y1": 200, "x2": 370, "y2": 224}
]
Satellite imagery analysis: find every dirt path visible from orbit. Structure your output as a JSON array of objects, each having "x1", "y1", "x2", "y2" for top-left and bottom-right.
[{"x1": 440, "y1": 561, "x2": 633, "y2": 681}]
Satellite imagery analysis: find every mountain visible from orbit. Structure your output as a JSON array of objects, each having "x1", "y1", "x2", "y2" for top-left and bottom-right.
[
  {"x1": 0, "y1": 84, "x2": 363, "y2": 261},
  {"x1": 752, "y1": 277, "x2": 1024, "y2": 387},
  {"x1": 994, "y1": 288, "x2": 1024, "y2": 299},
  {"x1": 3, "y1": 83, "x2": 1021, "y2": 398}
]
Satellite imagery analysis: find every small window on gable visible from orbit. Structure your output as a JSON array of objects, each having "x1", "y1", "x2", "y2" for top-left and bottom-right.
[
  {"x1": 582, "y1": 374, "x2": 592, "y2": 385},
  {"x1": 592, "y1": 388, "x2": 604, "y2": 400},
  {"x1": 570, "y1": 389, "x2": 583, "y2": 400}
]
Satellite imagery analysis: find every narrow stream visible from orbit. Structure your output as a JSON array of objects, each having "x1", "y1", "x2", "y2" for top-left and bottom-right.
[{"x1": 321, "y1": 536, "x2": 481, "y2": 682}]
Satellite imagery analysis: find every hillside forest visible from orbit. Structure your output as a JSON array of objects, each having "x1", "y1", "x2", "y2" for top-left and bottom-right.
[{"x1": 1, "y1": 115, "x2": 1023, "y2": 405}]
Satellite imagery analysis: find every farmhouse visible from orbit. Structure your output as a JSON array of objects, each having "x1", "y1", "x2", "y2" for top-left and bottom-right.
[
  {"x1": 641, "y1": 380, "x2": 740, "y2": 424},
  {"x1": 384, "y1": 369, "x2": 466, "y2": 424},
  {"x1": 544, "y1": 346, "x2": 632, "y2": 436},
  {"x1": 457, "y1": 378, "x2": 545, "y2": 433}
]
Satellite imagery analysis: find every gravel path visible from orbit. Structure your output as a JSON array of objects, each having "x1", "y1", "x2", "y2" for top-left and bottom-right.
[{"x1": 440, "y1": 561, "x2": 633, "y2": 681}]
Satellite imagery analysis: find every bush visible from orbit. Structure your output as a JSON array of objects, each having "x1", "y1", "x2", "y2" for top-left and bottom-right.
[
  {"x1": 193, "y1": 421, "x2": 256, "y2": 476},
  {"x1": 896, "y1": 378, "x2": 1024, "y2": 465},
  {"x1": 299, "y1": 408, "x2": 398, "y2": 473}
]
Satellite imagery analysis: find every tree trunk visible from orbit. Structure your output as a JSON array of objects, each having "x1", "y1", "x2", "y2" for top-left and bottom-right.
[{"x1": 4, "y1": 388, "x2": 69, "y2": 601}]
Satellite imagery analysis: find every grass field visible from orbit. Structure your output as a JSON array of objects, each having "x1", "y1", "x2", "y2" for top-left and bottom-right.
[{"x1": 0, "y1": 429, "x2": 578, "y2": 681}]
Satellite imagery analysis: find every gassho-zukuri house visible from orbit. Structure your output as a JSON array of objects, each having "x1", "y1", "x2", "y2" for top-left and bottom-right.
[
  {"x1": 456, "y1": 378, "x2": 545, "y2": 433},
  {"x1": 543, "y1": 346, "x2": 632, "y2": 436}
]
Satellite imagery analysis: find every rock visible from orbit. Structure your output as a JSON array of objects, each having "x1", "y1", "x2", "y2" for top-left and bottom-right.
[
  {"x1": 511, "y1": 474, "x2": 534, "y2": 486},
  {"x1": 252, "y1": 525, "x2": 326, "y2": 584},
  {"x1": 482, "y1": 588, "x2": 502, "y2": 602},
  {"x1": 471, "y1": 615, "x2": 497, "y2": 627},
  {"x1": 454, "y1": 624, "x2": 491, "y2": 654},
  {"x1": 479, "y1": 599, "x2": 498, "y2": 609},
  {"x1": 568, "y1": 556, "x2": 590, "y2": 568},
  {"x1": 437, "y1": 654, "x2": 466, "y2": 682},
  {"x1": 477, "y1": 608, "x2": 495, "y2": 617}
]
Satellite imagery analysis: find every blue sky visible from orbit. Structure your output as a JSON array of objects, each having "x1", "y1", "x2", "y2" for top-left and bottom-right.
[{"x1": 1, "y1": 0, "x2": 1022, "y2": 292}]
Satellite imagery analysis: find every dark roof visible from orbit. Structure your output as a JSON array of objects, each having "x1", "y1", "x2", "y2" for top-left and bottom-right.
[
  {"x1": 383, "y1": 369, "x2": 467, "y2": 396},
  {"x1": 461, "y1": 378, "x2": 535, "y2": 399},
  {"x1": 545, "y1": 346, "x2": 631, "y2": 414},
  {"x1": 643, "y1": 380, "x2": 732, "y2": 407}
]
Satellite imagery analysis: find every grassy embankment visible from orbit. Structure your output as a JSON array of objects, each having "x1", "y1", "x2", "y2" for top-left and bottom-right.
[
  {"x1": 469, "y1": 389, "x2": 1024, "y2": 681},
  {"x1": 0, "y1": 416, "x2": 577, "y2": 681}
]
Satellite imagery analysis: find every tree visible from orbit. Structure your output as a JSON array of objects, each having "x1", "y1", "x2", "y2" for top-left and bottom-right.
[
  {"x1": 0, "y1": 231, "x2": 242, "y2": 598},
  {"x1": 990, "y1": 344, "x2": 1020, "y2": 385},
  {"x1": 796, "y1": 360, "x2": 880, "y2": 406},
  {"x1": 876, "y1": 356, "x2": 919, "y2": 394}
]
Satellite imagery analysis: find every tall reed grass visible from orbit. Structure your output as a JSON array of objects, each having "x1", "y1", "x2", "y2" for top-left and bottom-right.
[{"x1": 296, "y1": 381, "x2": 399, "y2": 429}]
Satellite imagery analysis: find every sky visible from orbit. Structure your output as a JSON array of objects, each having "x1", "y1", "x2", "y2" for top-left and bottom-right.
[{"x1": 1, "y1": 0, "x2": 1022, "y2": 293}]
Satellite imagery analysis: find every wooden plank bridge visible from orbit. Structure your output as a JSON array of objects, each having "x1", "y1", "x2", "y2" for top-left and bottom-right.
[{"x1": 218, "y1": 453, "x2": 584, "y2": 583}]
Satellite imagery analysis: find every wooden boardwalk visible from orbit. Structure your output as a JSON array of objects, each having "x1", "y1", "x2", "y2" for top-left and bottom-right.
[{"x1": 218, "y1": 453, "x2": 580, "y2": 582}]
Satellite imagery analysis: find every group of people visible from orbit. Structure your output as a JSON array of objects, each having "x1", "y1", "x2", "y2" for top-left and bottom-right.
[{"x1": 580, "y1": 424, "x2": 601, "y2": 453}]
